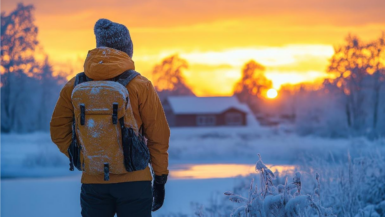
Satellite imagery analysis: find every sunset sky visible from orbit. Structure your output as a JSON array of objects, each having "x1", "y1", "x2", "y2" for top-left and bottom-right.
[{"x1": 2, "y1": 0, "x2": 385, "y2": 96}]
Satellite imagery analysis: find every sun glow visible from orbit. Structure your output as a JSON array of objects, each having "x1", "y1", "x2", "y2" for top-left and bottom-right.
[
  {"x1": 3, "y1": 0, "x2": 382, "y2": 97},
  {"x1": 267, "y1": 89, "x2": 278, "y2": 99},
  {"x1": 170, "y1": 164, "x2": 295, "y2": 179}
]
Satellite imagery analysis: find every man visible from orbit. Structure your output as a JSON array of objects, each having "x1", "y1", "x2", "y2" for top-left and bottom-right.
[{"x1": 50, "y1": 18, "x2": 170, "y2": 217}]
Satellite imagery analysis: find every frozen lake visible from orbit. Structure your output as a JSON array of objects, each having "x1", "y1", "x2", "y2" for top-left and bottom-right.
[
  {"x1": 2, "y1": 129, "x2": 377, "y2": 216},
  {"x1": 1, "y1": 162, "x2": 297, "y2": 217},
  {"x1": 1, "y1": 173, "x2": 237, "y2": 217}
]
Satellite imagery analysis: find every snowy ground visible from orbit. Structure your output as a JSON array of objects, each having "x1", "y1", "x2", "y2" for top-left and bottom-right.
[
  {"x1": 1, "y1": 125, "x2": 383, "y2": 216},
  {"x1": 1, "y1": 175, "x2": 237, "y2": 217}
]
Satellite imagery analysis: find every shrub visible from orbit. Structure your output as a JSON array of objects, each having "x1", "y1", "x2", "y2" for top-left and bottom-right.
[
  {"x1": 195, "y1": 151, "x2": 385, "y2": 217},
  {"x1": 222, "y1": 154, "x2": 336, "y2": 217}
]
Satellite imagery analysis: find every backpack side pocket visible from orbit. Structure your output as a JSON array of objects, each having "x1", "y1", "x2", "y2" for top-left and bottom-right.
[
  {"x1": 68, "y1": 121, "x2": 82, "y2": 171},
  {"x1": 119, "y1": 118, "x2": 150, "y2": 172}
]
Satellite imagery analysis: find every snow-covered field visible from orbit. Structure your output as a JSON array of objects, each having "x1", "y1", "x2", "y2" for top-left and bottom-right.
[
  {"x1": 2, "y1": 125, "x2": 371, "y2": 177},
  {"x1": 1, "y1": 126, "x2": 384, "y2": 216},
  {"x1": 1, "y1": 175, "x2": 237, "y2": 217}
]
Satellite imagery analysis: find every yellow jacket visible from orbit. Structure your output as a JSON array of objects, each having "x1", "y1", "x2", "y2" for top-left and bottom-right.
[{"x1": 50, "y1": 47, "x2": 170, "y2": 184}]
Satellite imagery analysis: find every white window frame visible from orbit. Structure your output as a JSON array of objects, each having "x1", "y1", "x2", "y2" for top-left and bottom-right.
[
  {"x1": 196, "y1": 115, "x2": 216, "y2": 126},
  {"x1": 225, "y1": 112, "x2": 243, "y2": 126}
]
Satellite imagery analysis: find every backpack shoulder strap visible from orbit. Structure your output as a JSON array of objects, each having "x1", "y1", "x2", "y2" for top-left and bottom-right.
[
  {"x1": 116, "y1": 70, "x2": 144, "y2": 134},
  {"x1": 74, "y1": 72, "x2": 92, "y2": 87},
  {"x1": 117, "y1": 70, "x2": 140, "y2": 87}
]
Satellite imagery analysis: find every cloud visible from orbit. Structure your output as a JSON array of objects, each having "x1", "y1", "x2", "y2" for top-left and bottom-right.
[
  {"x1": 2, "y1": 0, "x2": 385, "y2": 28},
  {"x1": 180, "y1": 45, "x2": 334, "y2": 67}
]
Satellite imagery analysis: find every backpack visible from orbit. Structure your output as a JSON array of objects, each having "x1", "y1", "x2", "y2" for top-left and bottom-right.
[{"x1": 67, "y1": 70, "x2": 150, "y2": 181}]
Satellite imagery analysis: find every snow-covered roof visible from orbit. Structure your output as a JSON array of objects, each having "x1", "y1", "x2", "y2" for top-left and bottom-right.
[{"x1": 165, "y1": 96, "x2": 252, "y2": 114}]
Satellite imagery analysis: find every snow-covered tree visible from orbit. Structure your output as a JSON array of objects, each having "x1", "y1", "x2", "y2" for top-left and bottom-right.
[
  {"x1": 1, "y1": 3, "x2": 66, "y2": 133},
  {"x1": 366, "y1": 33, "x2": 385, "y2": 136},
  {"x1": 1, "y1": 3, "x2": 39, "y2": 132},
  {"x1": 292, "y1": 33, "x2": 385, "y2": 138},
  {"x1": 326, "y1": 34, "x2": 385, "y2": 136}
]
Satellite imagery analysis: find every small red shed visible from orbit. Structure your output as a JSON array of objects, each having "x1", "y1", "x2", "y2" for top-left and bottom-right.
[{"x1": 162, "y1": 96, "x2": 252, "y2": 127}]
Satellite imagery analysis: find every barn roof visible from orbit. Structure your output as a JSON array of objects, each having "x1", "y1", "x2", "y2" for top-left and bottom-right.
[{"x1": 165, "y1": 96, "x2": 252, "y2": 114}]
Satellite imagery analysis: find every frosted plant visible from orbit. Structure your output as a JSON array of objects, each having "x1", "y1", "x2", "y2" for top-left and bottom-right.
[
  {"x1": 264, "y1": 194, "x2": 285, "y2": 217},
  {"x1": 194, "y1": 205, "x2": 206, "y2": 217},
  {"x1": 197, "y1": 149, "x2": 385, "y2": 217},
  {"x1": 297, "y1": 149, "x2": 385, "y2": 217},
  {"x1": 284, "y1": 195, "x2": 312, "y2": 217},
  {"x1": 256, "y1": 153, "x2": 275, "y2": 197},
  {"x1": 222, "y1": 154, "x2": 336, "y2": 217},
  {"x1": 292, "y1": 172, "x2": 301, "y2": 195},
  {"x1": 224, "y1": 191, "x2": 248, "y2": 204}
]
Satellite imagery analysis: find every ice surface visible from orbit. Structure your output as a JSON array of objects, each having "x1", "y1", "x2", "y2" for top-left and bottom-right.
[{"x1": 1, "y1": 175, "x2": 235, "y2": 217}]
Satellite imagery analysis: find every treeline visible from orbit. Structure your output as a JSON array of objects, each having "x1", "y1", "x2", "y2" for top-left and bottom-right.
[
  {"x1": 230, "y1": 34, "x2": 385, "y2": 138},
  {"x1": 0, "y1": 3, "x2": 278, "y2": 134},
  {"x1": 2, "y1": 3, "x2": 385, "y2": 138},
  {"x1": 0, "y1": 3, "x2": 195, "y2": 133},
  {"x1": 1, "y1": 4, "x2": 67, "y2": 133},
  {"x1": 288, "y1": 35, "x2": 385, "y2": 138},
  {"x1": 155, "y1": 35, "x2": 385, "y2": 138}
]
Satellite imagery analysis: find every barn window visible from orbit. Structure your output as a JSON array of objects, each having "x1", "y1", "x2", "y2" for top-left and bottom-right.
[
  {"x1": 225, "y1": 112, "x2": 243, "y2": 125},
  {"x1": 196, "y1": 115, "x2": 216, "y2": 126}
]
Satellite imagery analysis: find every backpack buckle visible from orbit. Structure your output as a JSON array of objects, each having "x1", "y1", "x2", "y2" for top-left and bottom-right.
[
  {"x1": 80, "y1": 104, "x2": 85, "y2": 125},
  {"x1": 112, "y1": 103, "x2": 118, "y2": 124},
  {"x1": 104, "y1": 163, "x2": 110, "y2": 181}
]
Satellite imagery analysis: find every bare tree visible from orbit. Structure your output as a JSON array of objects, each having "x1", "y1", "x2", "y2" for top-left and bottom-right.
[
  {"x1": 152, "y1": 54, "x2": 195, "y2": 101},
  {"x1": 1, "y1": 3, "x2": 39, "y2": 132},
  {"x1": 234, "y1": 60, "x2": 272, "y2": 114},
  {"x1": 366, "y1": 33, "x2": 385, "y2": 134},
  {"x1": 327, "y1": 35, "x2": 372, "y2": 133},
  {"x1": 1, "y1": 3, "x2": 65, "y2": 132}
]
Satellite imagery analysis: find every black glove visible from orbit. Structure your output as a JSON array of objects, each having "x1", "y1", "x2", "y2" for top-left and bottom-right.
[{"x1": 152, "y1": 174, "x2": 167, "y2": 212}]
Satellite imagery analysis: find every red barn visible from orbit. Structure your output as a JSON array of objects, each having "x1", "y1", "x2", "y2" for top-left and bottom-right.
[{"x1": 162, "y1": 96, "x2": 252, "y2": 127}]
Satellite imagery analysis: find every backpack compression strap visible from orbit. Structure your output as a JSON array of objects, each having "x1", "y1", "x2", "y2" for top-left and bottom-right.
[{"x1": 116, "y1": 70, "x2": 140, "y2": 87}]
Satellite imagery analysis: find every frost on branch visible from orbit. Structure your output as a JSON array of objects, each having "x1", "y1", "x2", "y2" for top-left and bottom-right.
[{"x1": 224, "y1": 192, "x2": 248, "y2": 204}]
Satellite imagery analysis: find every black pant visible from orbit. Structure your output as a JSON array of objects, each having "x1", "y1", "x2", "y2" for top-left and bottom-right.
[{"x1": 81, "y1": 181, "x2": 152, "y2": 217}]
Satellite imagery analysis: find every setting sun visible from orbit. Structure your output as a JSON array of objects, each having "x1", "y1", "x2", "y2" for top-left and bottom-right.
[{"x1": 267, "y1": 89, "x2": 278, "y2": 99}]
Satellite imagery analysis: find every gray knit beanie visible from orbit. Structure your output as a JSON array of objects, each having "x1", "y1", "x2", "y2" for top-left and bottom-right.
[{"x1": 94, "y1": 18, "x2": 133, "y2": 58}]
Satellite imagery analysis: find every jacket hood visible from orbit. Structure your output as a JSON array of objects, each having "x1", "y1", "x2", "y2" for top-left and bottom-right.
[{"x1": 84, "y1": 47, "x2": 135, "y2": 80}]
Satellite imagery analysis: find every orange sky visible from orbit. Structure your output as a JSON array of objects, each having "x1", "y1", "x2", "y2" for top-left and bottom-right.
[{"x1": 2, "y1": 0, "x2": 385, "y2": 96}]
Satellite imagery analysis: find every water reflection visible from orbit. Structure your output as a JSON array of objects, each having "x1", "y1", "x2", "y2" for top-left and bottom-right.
[{"x1": 170, "y1": 164, "x2": 295, "y2": 179}]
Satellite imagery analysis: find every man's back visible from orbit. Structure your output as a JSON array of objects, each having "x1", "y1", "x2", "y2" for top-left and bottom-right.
[
  {"x1": 50, "y1": 19, "x2": 170, "y2": 217},
  {"x1": 51, "y1": 48, "x2": 170, "y2": 183},
  {"x1": 51, "y1": 47, "x2": 170, "y2": 183}
]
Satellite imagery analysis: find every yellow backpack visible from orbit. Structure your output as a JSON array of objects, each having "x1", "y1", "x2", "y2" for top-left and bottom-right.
[{"x1": 68, "y1": 70, "x2": 150, "y2": 181}]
